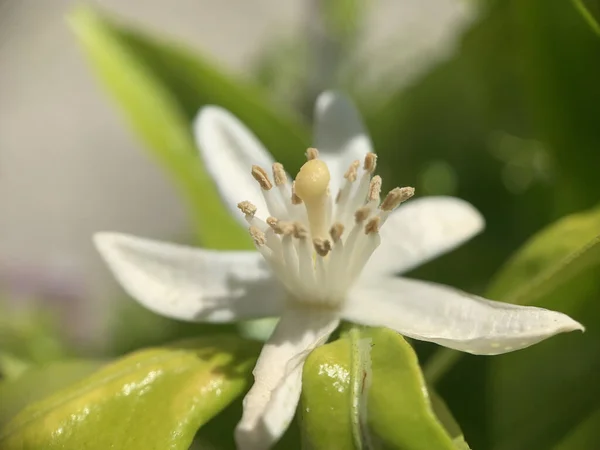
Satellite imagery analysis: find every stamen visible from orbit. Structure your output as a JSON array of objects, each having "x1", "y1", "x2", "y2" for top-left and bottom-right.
[
  {"x1": 296, "y1": 224, "x2": 317, "y2": 288},
  {"x1": 313, "y1": 238, "x2": 332, "y2": 257},
  {"x1": 329, "y1": 223, "x2": 345, "y2": 243},
  {"x1": 249, "y1": 226, "x2": 266, "y2": 246},
  {"x1": 251, "y1": 165, "x2": 272, "y2": 190},
  {"x1": 291, "y1": 181, "x2": 303, "y2": 205},
  {"x1": 344, "y1": 160, "x2": 360, "y2": 182},
  {"x1": 266, "y1": 217, "x2": 281, "y2": 235},
  {"x1": 294, "y1": 159, "x2": 331, "y2": 238},
  {"x1": 280, "y1": 222, "x2": 295, "y2": 236},
  {"x1": 368, "y1": 176, "x2": 382, "y2": 203},
  {"x1": 306, "y1": 148, "x2": 319, "y2": 160},
  {"x1": 365, "y1": 217, "x2": 381, "y2": 235},
  {"x1": 237, "y1": 201, "x2": 257, "y2": 217},
  {"x1": 354, "y1": 206, "x2": 371, "y2": 223},
  {"x1": 364, "y1": 153, "x2": 377, "y2": 173},
  {"x1": 269, "y1": 218, "x2": 292, "y2": 235},
  {"x1": 272, "y1": 163, "x2": 287, "y2": 186},
  {"x1": 380, "y1": 187, "x2": 415, "y2": 211},
  {"x1": 293, "y1": 222, "x2": 309, "y2": 239}
]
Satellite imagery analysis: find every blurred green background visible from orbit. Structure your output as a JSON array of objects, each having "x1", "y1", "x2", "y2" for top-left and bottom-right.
[{"x1": 1, "y1": 0, "x2": 600, "y2": 448}]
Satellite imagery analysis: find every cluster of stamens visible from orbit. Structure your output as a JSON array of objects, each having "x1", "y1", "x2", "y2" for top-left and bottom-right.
[{"x1": 238, "y1": 148, "x2": 414, "y2": 306}]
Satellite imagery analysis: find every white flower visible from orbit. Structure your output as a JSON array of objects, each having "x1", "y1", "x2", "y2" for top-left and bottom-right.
[{"x1": 94, "y1": 92, "x2": 583, "y2": 450}]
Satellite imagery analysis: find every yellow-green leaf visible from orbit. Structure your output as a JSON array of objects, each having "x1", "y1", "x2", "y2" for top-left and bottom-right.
[
  {"x1": 68, "y1": 7, "x2": 309, "y2": 249},
  {"x1": 0, "y1": 360, "x2": 105, "y2": 427},
  {"x1": 487, "y1": 204, "x2": 600, "y2": 306},
  {"x1": 0, "y1": 335, "x2": 259, "y2": 450},
  {"x1": 302, "y1": 327, "x2": 458, "y2": 449}
]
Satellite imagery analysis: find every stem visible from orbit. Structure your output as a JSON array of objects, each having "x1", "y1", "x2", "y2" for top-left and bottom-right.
[{"x1": 423, "y1": 348, "x2": 462, "y2": 385}]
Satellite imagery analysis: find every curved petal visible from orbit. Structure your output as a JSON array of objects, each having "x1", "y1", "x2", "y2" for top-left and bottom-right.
[
  {"x1": 313, "y1": 91, "x2": 373, "y2": 194},
  {"x1": 364, "y1": 196, "x2": 485, "y2": 276},
  {"x1": 193, "y1": 106, "x2": 274, "y2": 223},
  {"x1": 235, "y1": 307, "x2": 339, "y2": 450},
  {"x1": 94, "y1": 232, "x2": 283, "y2": 322},
  {"x1": 342, "y1": 277, "x2": 583, "y2": 355}
]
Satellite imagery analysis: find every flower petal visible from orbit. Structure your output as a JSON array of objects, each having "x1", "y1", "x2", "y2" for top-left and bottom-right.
[
  {"x1": 364, "y1": 196, "x2": 485, "y2": 276},
  {"x1": 94, "y1": 232, "x2": 283, "y2": 322},
  {"x1": 314, "y1": 91, "x2": 373, "y2": 194},
  {"x1": 193, "y1": 106, "x2": 274, "y2": 223},
  {"x1": 342, "y1": 277, "x2": 583, "y2": 355},
  {"x1": 236, "y1": 307, "x2": 339, "y2": 449}
]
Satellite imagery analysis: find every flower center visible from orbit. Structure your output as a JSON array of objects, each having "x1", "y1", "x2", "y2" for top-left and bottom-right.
[{"x1": 238, "y1": 148, "x2": 414, "y2": 307}]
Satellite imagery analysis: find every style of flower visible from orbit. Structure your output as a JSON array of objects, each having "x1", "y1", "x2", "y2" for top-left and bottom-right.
[{"x1": 94, "y1": 92, "x2": 583, "y2": 450}]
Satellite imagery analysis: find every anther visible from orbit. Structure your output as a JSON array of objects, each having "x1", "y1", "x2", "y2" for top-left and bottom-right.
[
  {"x1": 237, "y1": 201, "x2": 257, "y2": 217},
  {"x1": 291, "y1": 181, "x2": 303, "y2": 205},
  {"x1": 344, "y1": 160, "x2": 360, "y2": 182},
  {"x1": 272, "y1": 163, "x2": 287, "y2": 186},
  {"x1": 329, "y1": 223, "x2": 345, "y2": 243},
  {"x1": 266, "y1": 216, "x2": 279, "y2": 230},
  {"x1": 365, "y1": 217, "x2": 381, "y2": 235},
  {"x1": 251, "y1": 165, "x2": 272, "y2": 190},
  {"x1": 354, "y1": 206, "x2": 371, "y2": 223},
  {"x1": 306, "y1": 148, "x2": 319, "y2": 160},
  {"x1": 380, "y1": 187, "x2": 415, "y2": 211},
  {"x1": 280, "y1": 222, "x2": 295, "y2": 236},
  {"x1": 368, "y1": 176, "x2": 382, "y2": 202},
  {"x1": 293, "y1": 222, "x2": 309, "y2": 239},
  {"x1": 313, "y1": 238, "x2": 332, "y2": 257},
  {"x1": 364, "y1": 153, "x2": 377, "y2": 173},
  {"x1": 249, "y1": 226, "x2": 267, "y2": 246}
]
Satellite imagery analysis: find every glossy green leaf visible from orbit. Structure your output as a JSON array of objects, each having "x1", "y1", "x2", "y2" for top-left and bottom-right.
[
  {"x1": 487, "y1": 204, "x2": 600, "y2": 306},
  {"x1": 302, "y1": 327, "x2": 458, "y2": 450},
  {"x1": 69, "y1": 7, "x2": 309, "y2": 249},
  {"x1": 0, "y1": 360, "x2": 105, "y2": 427},
  {"x1": 0, "y1": 335, "x2": 259, "y2": 450}
]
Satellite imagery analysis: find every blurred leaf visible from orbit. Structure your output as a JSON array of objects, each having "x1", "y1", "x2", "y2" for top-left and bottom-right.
[
  {"x1": 487, "y1": 203, "x2": 600, "y2": 306},
  {"x1": 555, "y1": 407, "x2": 600, "y2": 449},
  {"x1": 69, "y1": 7, "x2": 309, "y2": 249},
  {"x1": 485, "y1": 206, "x2": 600, "y2": 449},
  {"x1": 0, "y1": 360, "x2": 104, "y2": 427},
  {"x1": 0, "y1": 353, "x2": 30, "y2": 381},
  {"x1": 0, "y1": 305, "x2": 68, "y2": 372},
  {"x1": 0, "y1": 335, "x2": 259, "y2": 450},
  {"x1": 302, "y1": 327, "x2": 458, "y2": 449},
  {"x1": 429, "y1": 391, "x2": 470, "y2": 449},
  {"x1": 572, "y1": 0, "x2": 600, "y2": 36}
]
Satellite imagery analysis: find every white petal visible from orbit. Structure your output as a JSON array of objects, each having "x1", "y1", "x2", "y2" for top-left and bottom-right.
[
  {"x1": 94, "y1": 232, "x2": 283, "y2": 322},
  {"x1": 343, "y1": 277, "x2": 583, "y2": 355},
  {"x1": 236, "y1": 307, "x2": 339, "y2": 450},
  {"x1": 313, "y1": 91, "x2": 373, "y2": 194},
  {"x1": 193, "y1": 106, "x2": 274, "y2": 223},
  {"x1": 364, "y1": 196, "x2": 485, "y2": 276}
]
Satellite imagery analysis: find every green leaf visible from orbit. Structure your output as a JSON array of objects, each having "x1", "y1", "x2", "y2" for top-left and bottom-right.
[
  {"x1": 0, "y1": 360, "x2": 105, "y2": 427},
  {"x1": 68, "y1": 7, "x2": 309, "y2": 249},
  {"x1": 555, "y1": 407, "x2": 600, "y2": 449},
  {"x1": 302, "y1": 327, "x2": 458, "y2": 450},
  {"x1": 487, "y1": 204, "x2": 600, "y2": 306},
  {"x1": 426, "y1": 204, "x2": 600, "y2": 385},
  {"x1": 0, "y1": 335, "x2": 260, "y2": 450},
  {"x1": 485, "y1": 205, "x2": 600, "y2": 450},
  {"x1": 572, "y1": 0, "x2": 600, "y2": 36}
]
